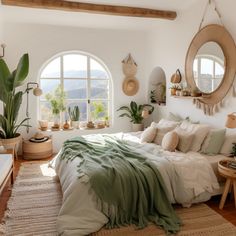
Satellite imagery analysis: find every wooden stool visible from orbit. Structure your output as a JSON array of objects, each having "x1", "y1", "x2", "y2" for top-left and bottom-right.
[{"x1": 218, "y1": 160, "x2": 236, "y2": 210}]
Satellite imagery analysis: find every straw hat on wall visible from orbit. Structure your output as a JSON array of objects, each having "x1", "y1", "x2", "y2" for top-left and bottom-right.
[{"x1": 122, "y1": 77, "x2": 139, "y2": 96}]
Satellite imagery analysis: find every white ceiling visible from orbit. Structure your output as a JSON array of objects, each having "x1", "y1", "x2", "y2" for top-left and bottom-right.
[{"x1": 0, "y1": 0, "x2": 201, "y2": 31}]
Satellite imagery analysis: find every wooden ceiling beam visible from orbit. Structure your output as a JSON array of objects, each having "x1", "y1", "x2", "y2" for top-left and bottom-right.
[{"x1": 1, "y1": 0, "x2": 177, "y2": 20}]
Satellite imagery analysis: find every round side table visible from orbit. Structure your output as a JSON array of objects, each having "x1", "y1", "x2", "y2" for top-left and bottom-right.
[{"x1": 218, "y1": 159, "x2": 236, "y2": 209}]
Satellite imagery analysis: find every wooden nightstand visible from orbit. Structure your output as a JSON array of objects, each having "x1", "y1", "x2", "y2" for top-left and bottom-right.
[
  {"x1": 22, "y1": 138, "x2": 53, "y2": 160},
  {"x1": 218, "y1": 160, "x2": 236, "y2": 209}
]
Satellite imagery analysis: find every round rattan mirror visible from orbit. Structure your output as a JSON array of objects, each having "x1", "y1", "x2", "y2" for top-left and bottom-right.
[{"x1": 185, "y1": 24, "x2": 236, "y2": 114}]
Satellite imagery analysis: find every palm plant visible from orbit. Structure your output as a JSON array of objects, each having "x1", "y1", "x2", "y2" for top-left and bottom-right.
[
  {"x1": 117, "y1": 101, "x2": 154, "y2": 124},
  {"x1": 0, "y1": 54, "x2": 30, "y2": 139}
]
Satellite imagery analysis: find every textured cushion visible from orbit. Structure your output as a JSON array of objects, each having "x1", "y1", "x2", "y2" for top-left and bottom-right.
[
  {"x1": 180, "y1": 120, "x2": 210, "y2": 152},
  {"x1": 140, "y1": 126, "x2": 157, "y2": 143},
  {"x1": 220, "y1": 134, "x2": 236, "y2": 156},
  {"x1": 201, "y1": 129, "x2": 226, "y2": 155},
  {"x1": 175, "y1": 127, "x2": 194, "y2": 153},
  {"x1": 152, "y1": 119, "x2": 180, "y2": 145},
  {"x1": 161, "y1": 131, "x2": 179, "y2": 152}
]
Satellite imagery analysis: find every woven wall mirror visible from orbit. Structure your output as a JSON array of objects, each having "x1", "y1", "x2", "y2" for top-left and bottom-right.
[{"x1": 185, "y1": 24, "x2": 236, "y2": 115}]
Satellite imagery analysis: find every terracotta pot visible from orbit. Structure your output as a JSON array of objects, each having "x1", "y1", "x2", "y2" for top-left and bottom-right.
[
  {"x1": 171, "y1": 88, "x2": 176, "y2": 96},
  {"x1": 132, "y1": 123, "x2": 144, "y2": 132}
]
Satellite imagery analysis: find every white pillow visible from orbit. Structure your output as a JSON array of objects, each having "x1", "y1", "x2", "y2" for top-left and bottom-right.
[
  {"x1": 140, "y1": 126, "x2": 157, "y2": 143},
  {"x1": 152, "y1": 119, "x2": 180, "y2": 145},
  {"x1": 220, "y1": 134, "x2": 236, "y2": 156},
  {"x1": 180, "y1": 120, "x2": 210, "y2": 152},
  {"x1": 161, "y1": 131, "x2": 179, "y2": 152},
  {"x1": 175, "y1": 127, "x2": 194, "y2": 153}
]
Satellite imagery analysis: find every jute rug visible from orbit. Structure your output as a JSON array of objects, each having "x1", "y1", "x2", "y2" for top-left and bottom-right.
[{"x1": 0, "y1": 161, "x2": 236, "y2": 236}]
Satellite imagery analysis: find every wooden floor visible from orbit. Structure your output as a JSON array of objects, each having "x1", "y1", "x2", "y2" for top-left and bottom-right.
[{"x1": 1, "y1": 159, "x2": 236, "y2": 227}]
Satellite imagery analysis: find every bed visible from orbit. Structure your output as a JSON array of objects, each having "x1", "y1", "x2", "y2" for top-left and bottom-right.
[{"x1": 52, "y1": 132, "x2": 223, "y2": 236}]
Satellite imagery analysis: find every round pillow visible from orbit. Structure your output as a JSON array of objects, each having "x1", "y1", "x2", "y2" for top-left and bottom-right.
[{"x1": 161, "y1": 131, "x2": 179, "y2": 152}]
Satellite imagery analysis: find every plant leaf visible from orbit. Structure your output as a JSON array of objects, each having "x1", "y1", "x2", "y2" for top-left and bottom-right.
[
  {"x1": 14, "y1": 54, "x2": 29, "y2": 88},
  {"x1": 0, "y1": 59, "x2": 10, "y2": 102}
]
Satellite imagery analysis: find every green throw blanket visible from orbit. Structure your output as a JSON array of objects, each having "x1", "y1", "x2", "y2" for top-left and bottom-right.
[{"x1": 59, "y1": 135, "x2": 181, "y2": 234}]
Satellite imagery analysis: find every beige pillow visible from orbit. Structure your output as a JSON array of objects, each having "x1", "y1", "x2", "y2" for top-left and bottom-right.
[
  {"x1": 161, "y1": 131, "x2": 179, "y2": 152},
  {"x1": 152, "y1": 119, "x2": 180, "y2": 145},
  {"x1": 220, "y1": 134, "x2": 236, "y2": 156},
  {"x1": 180, "y1": 120, "x2": 210, "y2": 152},
  {"x1": 140, "y1": 126, "x2": 157, "y2": 143},
  {"x1": 175, "y1": 127, "x2": 194, "y2": 153}
]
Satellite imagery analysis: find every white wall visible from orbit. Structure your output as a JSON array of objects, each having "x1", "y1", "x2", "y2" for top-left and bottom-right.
[
  {"x1": 147, "y1": 0, "x2": 236, "y2": 127},
  {"x1": 2, "y1": 22, "x2": 149, "y2": 151}
]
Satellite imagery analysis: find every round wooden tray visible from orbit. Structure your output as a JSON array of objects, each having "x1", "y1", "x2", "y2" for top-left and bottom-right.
[{"x1": 218, "y1": 160, "x2": 236, "y2": 178}]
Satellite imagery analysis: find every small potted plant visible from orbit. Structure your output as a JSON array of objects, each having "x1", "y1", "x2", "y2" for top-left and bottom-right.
[
  {"x1": 150, "y1": 90, "x2": 157, "y2": 103},
  {"x1": 68, "y1": 106, "x2": 80, "y2": 129},
  {"x1": 170, "y1": 84, "x2": 181, "y2": 96},
  {"x1": 45, "y1": 85, "x2": 66, "y2": 129},
  {"x1": 231, "y1": 143, "x2": 236, "y2": 161},
  {"x1": 91, "y1": 102, "x2": 106, "y2": 128},
  {"x1": 117, "y1": 101, "x2": 154, "y2": 132}
]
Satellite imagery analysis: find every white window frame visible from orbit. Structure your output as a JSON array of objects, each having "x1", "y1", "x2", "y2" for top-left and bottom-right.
[{"x1": 38, "y1": 51, "x2": 113, "y2": 125}]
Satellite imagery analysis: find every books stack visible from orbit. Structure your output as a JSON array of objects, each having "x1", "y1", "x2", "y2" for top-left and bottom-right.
[{"x1": 228, "y1": 161, "x2": 236, "y2": 169}]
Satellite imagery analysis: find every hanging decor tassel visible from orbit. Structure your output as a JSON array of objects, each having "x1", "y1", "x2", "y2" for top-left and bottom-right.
[{"x1": 214, "y1": 104, "x2": 219, "y2": 113}]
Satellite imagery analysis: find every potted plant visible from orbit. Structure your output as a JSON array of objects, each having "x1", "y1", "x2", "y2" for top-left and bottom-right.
[
  {"x1": 150, "y1": 90, "x2": 157, "y2": 103},
  {"x1": 117, "y1": 101, "x2": 154, "y2": 132},
  {"x1": 68, "y1": 106, "x2": 80, "y2": 129},
  {"x1": 91, "y1": 102, "x2": 107, "y2": 128},
  {"x1": 45, "y1": 85, "x2": 66, "y2": 129},
  {"x1": 170, "y1": 84, "x2": 181, "y2": 96},
  {"x1": 0, "y1": 54, "x2": 29, "y2": 154},
  {"x1": 231, "y1": 143, "x2": 236, "y2": 161}
]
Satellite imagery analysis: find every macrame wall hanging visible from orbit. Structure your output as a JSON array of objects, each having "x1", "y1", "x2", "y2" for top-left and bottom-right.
[
  {"x1": 185, "y1": 0, "x2": 236, "y2": 116},
  {"x1": 122, "y1": 54, "x2": 139, "y2": 96}
]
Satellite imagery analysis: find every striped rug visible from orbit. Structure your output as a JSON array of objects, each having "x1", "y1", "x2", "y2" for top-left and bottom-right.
[{"x1": 1, "y1": 161, "x2": 236, "y2": 236}]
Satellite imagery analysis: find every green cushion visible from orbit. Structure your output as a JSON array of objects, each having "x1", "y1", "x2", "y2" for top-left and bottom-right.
[{"x1": 201, "y1": 129, "x2": 226, "y2": 155}]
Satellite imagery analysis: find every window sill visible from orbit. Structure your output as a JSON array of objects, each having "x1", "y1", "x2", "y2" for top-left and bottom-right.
[{"x1": 40, "y1": 127, "x2": 111, "y2": 132}]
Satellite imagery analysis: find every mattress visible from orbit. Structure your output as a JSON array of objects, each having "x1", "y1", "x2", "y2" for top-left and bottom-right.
[{"x1": 0, "y1": 154, "x2": 13, "y2": 187}]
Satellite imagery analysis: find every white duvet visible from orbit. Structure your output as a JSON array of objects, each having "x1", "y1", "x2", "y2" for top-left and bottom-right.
[{"x1": 53, "y1": 132, "x2": 219, "y2": 236}]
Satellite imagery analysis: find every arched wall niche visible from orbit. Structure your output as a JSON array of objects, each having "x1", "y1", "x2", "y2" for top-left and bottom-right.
[{"x1": 148, "y1": 66, "x2": 166, "y2": 105}]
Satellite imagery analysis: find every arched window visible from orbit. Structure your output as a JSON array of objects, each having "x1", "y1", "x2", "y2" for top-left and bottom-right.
[
  {"x1": 193, "y1": 55, "x2": 224, "y2": 93},
  {"x1": 39, "y1": 52, "x2": 112, "y2": 124}
]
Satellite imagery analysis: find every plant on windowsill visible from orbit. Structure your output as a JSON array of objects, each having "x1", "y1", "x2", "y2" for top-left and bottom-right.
[
  {"x1": 0, "y1": 54, "x2": 30, "y2": 152},
  {"x1": 91, "y1": 101, "x2": 107, "y2": 129},
  {"x1": 68, "y1": 106, "x2": 80, "y2": 129},
  {"x1": 117, "y1": 101, "x2": 154, "y2": 132},
  {"x1": 45, "y1": 85, "x2": 66, "y2": 130}
]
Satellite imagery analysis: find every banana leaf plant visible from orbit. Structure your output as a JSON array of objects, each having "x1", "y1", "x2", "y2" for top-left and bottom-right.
[
  {"x1": 0, "y1": 54, "x2": 30, "y2": 139},
  {"x1": 117, "y1": 101, "x2": 154, "y2": 124}
]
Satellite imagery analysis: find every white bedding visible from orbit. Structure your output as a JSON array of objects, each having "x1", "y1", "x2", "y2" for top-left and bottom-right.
[{"x1": 53, "y1": 132, "x2": 220, "y2": 236}]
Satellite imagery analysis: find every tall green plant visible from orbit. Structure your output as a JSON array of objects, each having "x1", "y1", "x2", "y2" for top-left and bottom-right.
[
  {"x1": 0, "y1": 54, "x2": 30, "y2": 139},
  {"x1": 117, "y1": 101, "x2": 154, "y2": 124}
]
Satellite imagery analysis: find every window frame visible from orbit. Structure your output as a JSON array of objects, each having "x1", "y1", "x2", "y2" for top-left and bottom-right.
[{"x1": 38, "y1": 51, "x2": 113, "y2": 125}]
